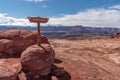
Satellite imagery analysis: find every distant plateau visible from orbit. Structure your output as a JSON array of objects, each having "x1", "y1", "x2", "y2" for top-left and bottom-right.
[{"x1": 0, "y1": 25, "x2": 120, "y2": 40}]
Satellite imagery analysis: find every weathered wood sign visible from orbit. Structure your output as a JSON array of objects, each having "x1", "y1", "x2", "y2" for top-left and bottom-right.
[{"x1": 28, "y1": 16, "x2": 49, "y2": 46}]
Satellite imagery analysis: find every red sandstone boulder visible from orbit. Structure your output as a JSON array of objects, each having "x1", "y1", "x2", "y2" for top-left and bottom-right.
[
  {"x1": 0, "y1": 58, "x2": 21, "y2": 80},
  {"x1": 112, "y1": 32, "x2": 120, "y2": 38},
  {"x1": 0, "y1": 29, "x2": 49, "y2": 57},
  {"x1": 20, "y1": 44, "x2": 55, "y2": 71}
]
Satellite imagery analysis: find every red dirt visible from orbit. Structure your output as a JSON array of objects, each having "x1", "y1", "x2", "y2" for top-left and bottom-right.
[{"x1": 50, "y1": 38, "x2": 120, "y2": 80}]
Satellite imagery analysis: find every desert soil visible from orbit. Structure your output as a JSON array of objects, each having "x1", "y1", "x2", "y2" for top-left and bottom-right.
[{"x1": 50, "y1": 38, "x2": 120, "y2": 80}]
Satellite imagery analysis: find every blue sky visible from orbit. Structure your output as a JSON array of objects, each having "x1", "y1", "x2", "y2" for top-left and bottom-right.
[{"x1": 0, "y1": 0, "x2": 120, "y2": 27}]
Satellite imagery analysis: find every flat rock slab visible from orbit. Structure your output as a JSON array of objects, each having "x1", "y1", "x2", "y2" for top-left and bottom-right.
[
  {"x1": 0, "y1": 58, "x2": 21, "y2": 80},
  {"x1": 50, "y1": 39, "x2": 120, "y2": 80}
]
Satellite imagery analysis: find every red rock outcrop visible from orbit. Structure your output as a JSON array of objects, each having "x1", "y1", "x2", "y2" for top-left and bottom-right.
[
  {"x1": 0, "y1": 29, "x2": 49, "y2": 57},
  {"x1": 112, "y1": 32, "x2": 120, "y2": 38},
  {"x1": 0, "y1": 29, "x2": 71, "y2": 80}
]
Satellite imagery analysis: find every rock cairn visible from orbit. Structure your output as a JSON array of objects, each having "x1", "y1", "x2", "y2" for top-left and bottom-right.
[{"x1": 0, "y1": 29, "x2": 71, "y2": 80}]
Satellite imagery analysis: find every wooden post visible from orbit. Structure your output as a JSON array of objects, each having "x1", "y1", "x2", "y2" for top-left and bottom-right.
[
  {"x1": 28, "y1": 16, "x2": 49, "y2": 46},
  {"x1": 37, "y1": 22, "x2": 40, "y2": 46}
]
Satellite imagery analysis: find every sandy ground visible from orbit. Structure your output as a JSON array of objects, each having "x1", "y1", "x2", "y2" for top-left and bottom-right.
[{"x1": 50, "y1": 38, "x2": 120, "y2": 80}]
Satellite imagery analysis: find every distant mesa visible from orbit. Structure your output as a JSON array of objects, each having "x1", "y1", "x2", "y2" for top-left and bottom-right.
[{"x1": 0, "y1": 25, "x2": 120, "y2": 40}]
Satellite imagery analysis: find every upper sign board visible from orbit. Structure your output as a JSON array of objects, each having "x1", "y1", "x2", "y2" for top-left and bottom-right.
[{"x1": 28, "y1": 16, "x2": 49, "y2": 23}]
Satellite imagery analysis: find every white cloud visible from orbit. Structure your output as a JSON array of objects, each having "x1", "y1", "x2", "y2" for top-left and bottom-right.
[
  {"x1": 24, "y1": 0, "x2": 48, "y2": 8},
  {"x1": 24, "y1": 0, "x2": 46, "y2": 2},
  {"x1": 109, "y1": 5, "x2": 120, "y2": 10},
  {"x1": 0, "y1": 13, "x2": 35, "y2": 26},
  {"x1": 41, "y1": 4, "x2": 48, "y2": 8},
  {"x1": 1, "y1": 5, "x2": 120, "y2": 27},
  {"x1": 47, "y1": 6, "x2": 120, "y2": 27}
]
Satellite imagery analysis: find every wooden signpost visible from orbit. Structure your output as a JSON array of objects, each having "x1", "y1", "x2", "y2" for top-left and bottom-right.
[{"x1": 28, "y1": 16, "x2": 49, "y2": 46}]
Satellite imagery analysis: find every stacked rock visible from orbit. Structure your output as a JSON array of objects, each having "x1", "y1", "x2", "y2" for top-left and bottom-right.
[{"x1": 0, "y1": 29, "x2": 71, "y2": 80}]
